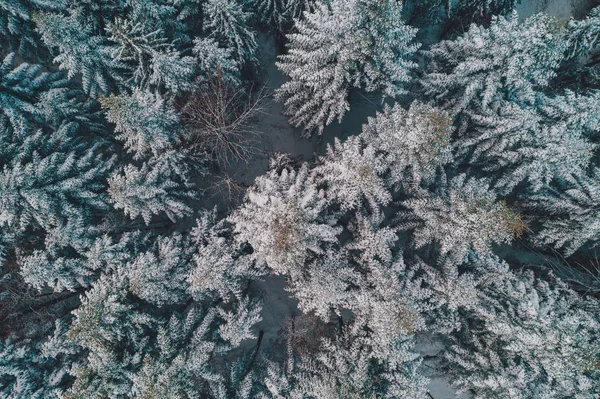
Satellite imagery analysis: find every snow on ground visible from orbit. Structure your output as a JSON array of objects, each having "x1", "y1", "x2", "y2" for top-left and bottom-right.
[
  {"x1": 226, "y1": 33, "x2": 383, "y2": 189},
  {"x1": 516, "y1": 0, "x2": 596, "y2": 20}
]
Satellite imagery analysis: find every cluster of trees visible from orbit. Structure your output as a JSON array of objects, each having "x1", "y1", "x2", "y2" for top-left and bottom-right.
[{"x1": 1, "y1": 0, "x2": 600, "y2": 398}]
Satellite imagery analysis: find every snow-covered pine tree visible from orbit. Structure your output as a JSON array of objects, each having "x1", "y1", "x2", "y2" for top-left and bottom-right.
[
  {"x1": 33, "y1": 11, "x2": 118, "y2": 97},
  {"x1": 249, "y1": 0, "x2": 287, "y2": 31},
  {"x1": 362, "y1": 101, "x2": 454, "y2": 187},
  {"x1": 566, "y1": 5, "x2": 600, "y2": 60},
  {"x1": 0, "y1": 336, "x2": 70, "y2": 398},
  {"x1": 525, "y1": 167, "x2": 600, "y2": 256},
  {"x1": 203, "y1": 0, "x2": 258, "y2": 64},
  {"x1": 0, "y1": 53, "x2": 67, "y2": 134},
  {"x1": 229, "y1": 164, "x2": 340, "y2": 277},
  {"x1": 192, "y1": 37, "x2": 241, "y2": 86},
  {"x1": 400, "y1": 174, "x2": 524, "y2": 260},
  {"x1": 108, "y1": 162, "x2": 195, "y2": 225},
  {"x1": 0, "y1": 0, "x2": 66, "y2": 57},
  {"x1": 536, "y1": 89, "x2": 600, "y2": 139},
  {"x1": 125, "y1": 233, "x2": 194, "y2": 306},
  {"x1": 422, "y1": 11, "x2": 566, "y2": 114},
  {"x1": 444, "y1": 260, "x2": 600, "y2": 398},
  {"x1": 272, "y1": 326, "x2": 427, "y2": 399},
  {"x1": 189, "y1": 209, "x2": 266, "y2": 301},
  {"x1": 275, "y1": 0, "x2": 418, "y2": 134},
  {"x1": 455, "y1": 102, "x2": 595, "y2": 194},
  {"x1": 0, "y1": 143, "x2": 114, "y2": 235},
  {"x1": 314, "y1": 136, "x2": 391, "y2": 216},
  {"x1": 100, "y1": 89, "x2": 181, "y2": 160},
  {"x1": 105, "y1": 17, "x2": 196, "y2": 93}
]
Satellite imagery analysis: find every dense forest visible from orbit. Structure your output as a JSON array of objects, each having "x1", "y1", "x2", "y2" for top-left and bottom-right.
[{"x1": 1, "y1": 0, "x2": 600, "y2": 397}]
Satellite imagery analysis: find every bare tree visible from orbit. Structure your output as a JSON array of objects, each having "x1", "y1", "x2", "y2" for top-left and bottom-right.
[{"x1": 178, "y1": 72, "x2": 267, "y2": 166}]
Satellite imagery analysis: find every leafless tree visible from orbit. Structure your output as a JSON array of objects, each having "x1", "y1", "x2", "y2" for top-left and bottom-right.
[{"x1": 178, "y1": 72, "x2": 267, "y2": 167}]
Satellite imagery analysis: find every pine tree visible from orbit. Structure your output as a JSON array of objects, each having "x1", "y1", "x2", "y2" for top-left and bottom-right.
[
  {"x1": 249, "y1": 0, "x2": 287, "y2": 31},
  {"x1": 0, "y1": 337, "x2": 69, "y2": 398},
  {"x1": 292, "y1": 328, "x2": 427, "y2": 399},
  {"x1": 204, "y1": 0, "x2": 258, "y2": 64},
  {"x1": 0, "y1": 53, "x2": 67, "y2": 134},
  {"x1": 443, "y1": 262, "x2": 600, "y2": 398},
  {"x1": 314, "y1": 136, "x2": 391, "y2": 215},
  {"x1": 189, "y1": 217, "x2": 265, "y2": 301},
  {"x1": 566, "y1": 5, "x2": 600, "y2": 60},
  {"x1": 536, "y1": 90, "x2": 600, "y2": 139},
  {"x1": 100, "y1": 89, "x2": 181, "y2": 160},
  {"x1": 125, "y1": 234, "x2": 194, "y2": 306},
  {"x1": 105, "y1": 17, "x2": 195, "y2": 93},
  {"x1": 229, "y1": 164, "x2": 340, "y2": 277},
  {"x1": 0, "y1": 0, "x2": 66, "y2": 57},
  {"x1": 525, "y1": 167, "x2": 600, "y2": 256},
  {"x1": 400, "y1": 174, "x2": 523, "y2": 260},
  {"x1": 362, "y1": 101, "x2": 454, "y2": 187},
  {"x1": 455, "y1": 102, "x2": 595, "y2": 194},
  {"x1": 422, "y1": 11, "x2": 566, "y2": 114},
  {"x1": 192, "y1": 37, "x2": 241, "y2": 86},
  {"x1": 34, "y1": 11, "x2": 117, "y2": 97},
  {"x1": 275, "y1": 0, "x2": 418, "y2": 134},
  {"x1": 0, "y1": 144, "x2": 114, "y2": 234},
  {"x1": 108, "y1": 163, "x2": 195, "y2": 225},
  {"x1": 288, "y1": 248, "x2": 359, "y2": 319}
]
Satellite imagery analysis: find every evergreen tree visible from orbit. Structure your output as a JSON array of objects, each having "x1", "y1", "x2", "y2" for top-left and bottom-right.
[
  {"x1": 455, "y1": 102, "x2": 595, "y2": 194},
  {"x1": 444, "y1": 260, "x2": 600, "y2": 398},
  {"x1": 525, "y1": 167, "x2": 600, "y2": 256},
  {"x1": 34, "y1": 11, "x2": 117, "y2": 97},
  {"x1": 125, "y1": 234, "x2": 194, "y2": 306},
  {"x1": 400, "y1": 174, "x2": 523, "y2": 260},
  {"x1": 422, "y1": 11, "x2": 566, "y2": 114},
  {"x1": 108, "y1": 163, "x2": 195, "y2": 225},
  {"x1": 192, "y1": 37, "x2": 241, "y2": 86},
  {"x1": 0, "y1": 0, "x2": 66, "y2": 57},
  {"x1": 105, "y1": 17, "x2": 196, "y2": 93},
  {"x1": 100, "y1": 89, "x2": 181, "y2": 160},
  {"x1": 566, "y1": 5, "x2": 600, "y2": 60},
  {"x1": 0, "y1": 53, "x2": 68, "y2": 134},
  {"x1": 0, "y1": 144, "x2": 114, "y2": 234},
  {"x1": 315, "y1": 136, "x2": 391, "y2": 215},
  {"x1": 204, "y1": 0, "x2": 258, "y2": 64},
  {"x1": 0, "y1": 337, "x2": 68, "y2": 398},
  {"x1": 275, "y1": 0, "x2": 418, "y2": 134},
  {"x1": 229, "y1": 164, "x2": 340, "y2": 277},
  {"x1": 362, "y1": 101, "x2": 454, "y2": 187}
]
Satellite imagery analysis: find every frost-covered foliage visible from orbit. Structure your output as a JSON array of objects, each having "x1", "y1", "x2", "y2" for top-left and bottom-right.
[
  {"x1": 456, "y1": 103, "x2": 595, "y2": 194},
  {"x1": 108, "y1": 163, "x2": 194, "y2": 224},
  {"x1": 0, "y1": 0, "x2": 66, "y2": 57},
  {"x1": 204, "y1": 0, "x2": 258, "y2": 63},
  {"x1": 362, "y1": 102, "x2": 454, "y2": 186},
  {"x1": 525, "y1": 168, "x2": 600, "y2": 256},
  {"x1": 259, "y1": 327, "x2": 427, "y2": 399},
  {"x1": 100, "y1": 90, "x2": 181, "y2": 160},
  {"x1": 33, "y1": 12, "x2": 116, "y2": 97},
  {"x1": 275, "y1": 0, "x2": 418, "y2": 134},
  {"x1": 315, "y1": 136, "x2": 390, "y2": 214},
  {"x1": 423, "y1": 11, "x2": 566, "y2": 114},
  {"x1": 566, "y1": 5, "x2": 600, "y2": 59},
  {"x1": 401, "y1": 175, "x2": 522, "y2": 259},
  {"x1": 230, "y1": 165, "x2": 340, "y2": 277},
  {"x1": 192, "y1": 37, "x2": 240, "y2": 86},
  {"x1": 444, "y1": 259, "x2": 600, "y2": 398},
  {"x1": 4, "y1": 0, "x2": 600, "y2": 398},
  {"x1": 105, "y1": 18, "x2": 195, "y2": 93}
]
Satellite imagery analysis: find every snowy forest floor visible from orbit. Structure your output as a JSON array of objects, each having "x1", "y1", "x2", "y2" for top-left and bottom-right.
[{"x1": 193, "y1": 0, "x2": 595, "y2": 396}]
